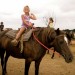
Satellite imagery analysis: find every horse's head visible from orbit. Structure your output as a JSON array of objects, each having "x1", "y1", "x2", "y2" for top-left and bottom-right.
[
  {"x1": 51, "y1": 29, "x2": 73, "y2": 63},
  {"x1": 37, "y1": 27, "x2": 73, "y2": 63},
  {"x1": 45, "y1": 28, "x2": 73, "y2": 63}
]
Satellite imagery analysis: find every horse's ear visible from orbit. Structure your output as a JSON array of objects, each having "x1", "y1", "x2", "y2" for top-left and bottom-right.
[{"x1": 55, "y1": 28, "x2": 60, "y2": 35}]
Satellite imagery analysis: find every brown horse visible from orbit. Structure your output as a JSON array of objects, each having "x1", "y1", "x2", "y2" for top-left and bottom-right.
[{"x1": 0, "y1": 27, "x2": 73, "y2": 75}]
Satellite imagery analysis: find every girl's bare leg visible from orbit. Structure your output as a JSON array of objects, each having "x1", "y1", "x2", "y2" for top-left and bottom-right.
[
  {"x1": 16, "y1": 27, "x2": 26, "y2": 40},
  {"x1": 11, "y1": 27, "x2": 26, "y2": 46}
]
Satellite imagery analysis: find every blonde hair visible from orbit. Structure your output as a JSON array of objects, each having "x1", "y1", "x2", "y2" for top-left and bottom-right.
[
  {"x1": 49, "y1": 17, "x2": 54, "y2": 23},
  {"x1": 23, "y1": 5, "x2": 30, "y2": 12}
]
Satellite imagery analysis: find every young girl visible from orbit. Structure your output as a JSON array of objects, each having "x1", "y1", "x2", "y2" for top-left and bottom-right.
[
  {"x1": 48, "y1": 17, "x2": 54, "y2": 28},
  {"x1": 12, "y1": 5, "x2": 36, "y2": 45}
]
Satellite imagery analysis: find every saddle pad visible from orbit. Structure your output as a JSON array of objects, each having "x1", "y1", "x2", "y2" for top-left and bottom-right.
[
  {"x1": 23, "y1": 29, "x2": 33, "y2": 41},
  {"x1": 5, "y1": 30, "x2": 17, "y2": 39},
  {"x1": 5, "y1": 29, "x2": 33, "y2": 41}
]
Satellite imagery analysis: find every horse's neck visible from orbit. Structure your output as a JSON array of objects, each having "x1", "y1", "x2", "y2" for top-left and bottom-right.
[
  {"x1": 34, "y1": 28, "x2": 44, "y2": 39},
  {"x1": 34, "y1": 27, "x2": 49, "y2": 45}
]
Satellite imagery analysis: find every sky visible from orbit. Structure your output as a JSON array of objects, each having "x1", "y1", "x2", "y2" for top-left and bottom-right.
[{"x1": 0, "y1": 0, "x2": 75, "y2": 29}]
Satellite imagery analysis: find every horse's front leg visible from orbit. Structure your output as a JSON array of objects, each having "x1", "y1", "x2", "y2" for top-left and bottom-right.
[
  {"x1": 25, "y1": 59, "x2": 31, "y2": 75},
  {"x1": 35, "y1": 59, "x2": 42, "y2": 75},
  {"x1": 1, "y1": 49, "x2": 5, "y2": 70},
  {"x1": 1, "y1": 53, "x2": 4, "y2": 71},
  {"x1": 51, "y1": 50, "x2": 55, "y2": 59},
  {"x1": 2, "y1": 53, "x2": 9, "y2": 75}
]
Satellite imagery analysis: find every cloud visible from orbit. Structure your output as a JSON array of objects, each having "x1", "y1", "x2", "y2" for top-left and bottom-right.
[
  {"x1": 0, "y1": 0, "x2": 75, "y2": 29},
  {"x1": 60, "y1": 0, "x2": 75, "y2": 12},
  {"x1": 0, "y1": 12, "x2": 13, "y2": 16}
]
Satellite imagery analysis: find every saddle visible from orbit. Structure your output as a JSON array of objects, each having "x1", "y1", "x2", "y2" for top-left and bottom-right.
[{"x1": 5, "y1": 28, "x2": 33, "y2": 41}]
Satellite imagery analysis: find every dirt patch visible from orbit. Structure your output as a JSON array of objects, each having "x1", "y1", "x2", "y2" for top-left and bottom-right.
[
  {"x1": 71, "y1": 40, "x2": 75, "y2": 44},
  {"x1": 0, "y1": 44, "x2": 75, "y2": 75}
]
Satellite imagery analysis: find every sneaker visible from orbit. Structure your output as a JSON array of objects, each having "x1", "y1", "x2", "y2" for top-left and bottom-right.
[{"x1": 11, "y1": 39, "x2": 18, "y2": 46}]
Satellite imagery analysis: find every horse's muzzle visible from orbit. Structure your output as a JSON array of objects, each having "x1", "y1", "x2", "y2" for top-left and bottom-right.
[{"x1": 62, "y1": 54, "x2": 73, "y2": 63}]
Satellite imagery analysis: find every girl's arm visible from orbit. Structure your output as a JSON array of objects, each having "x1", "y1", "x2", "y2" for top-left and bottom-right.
[
  {"x1": 21, "y1": 15, "x2": 32, "y2": 27},
  {"x1": 30, "y1": 13, "x2": 37, "y2": 20}
]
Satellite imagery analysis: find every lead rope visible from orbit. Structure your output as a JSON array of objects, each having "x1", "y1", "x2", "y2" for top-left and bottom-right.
[{"x1": 33, "y1": 32, "x2": 60, "y2": 57}]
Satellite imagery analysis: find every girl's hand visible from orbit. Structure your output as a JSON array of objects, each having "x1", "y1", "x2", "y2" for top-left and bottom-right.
[
  {"x1": 30, "y1": 13, "x2": 36, "y2": 20},
  {"x1": 30, "y1": 13, "x2": 33, "y2": 18}
]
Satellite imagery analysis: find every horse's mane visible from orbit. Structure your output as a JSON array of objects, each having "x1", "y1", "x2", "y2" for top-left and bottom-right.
[
  {"x1": 33, "y1": 27, "x2": 46, "y2": 38},
  {"x1": 33, "y1": 27, "x2": 56, "y2": 46},
  {"x1": 42, "y1": 28, "x2": 56, "y2": 45},
  {"x1": 34, "y1": 27, "x2": 55, "y2": 37}
]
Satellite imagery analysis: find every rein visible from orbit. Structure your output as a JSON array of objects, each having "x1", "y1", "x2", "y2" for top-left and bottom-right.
[{"x1": 33, "y1": 32, "x2": 60, "y2": 57}]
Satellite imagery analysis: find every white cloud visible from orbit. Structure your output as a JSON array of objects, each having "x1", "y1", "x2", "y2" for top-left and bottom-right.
[{"x1": 0, "y1": 0, "x2": 75, "y2": 29}]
